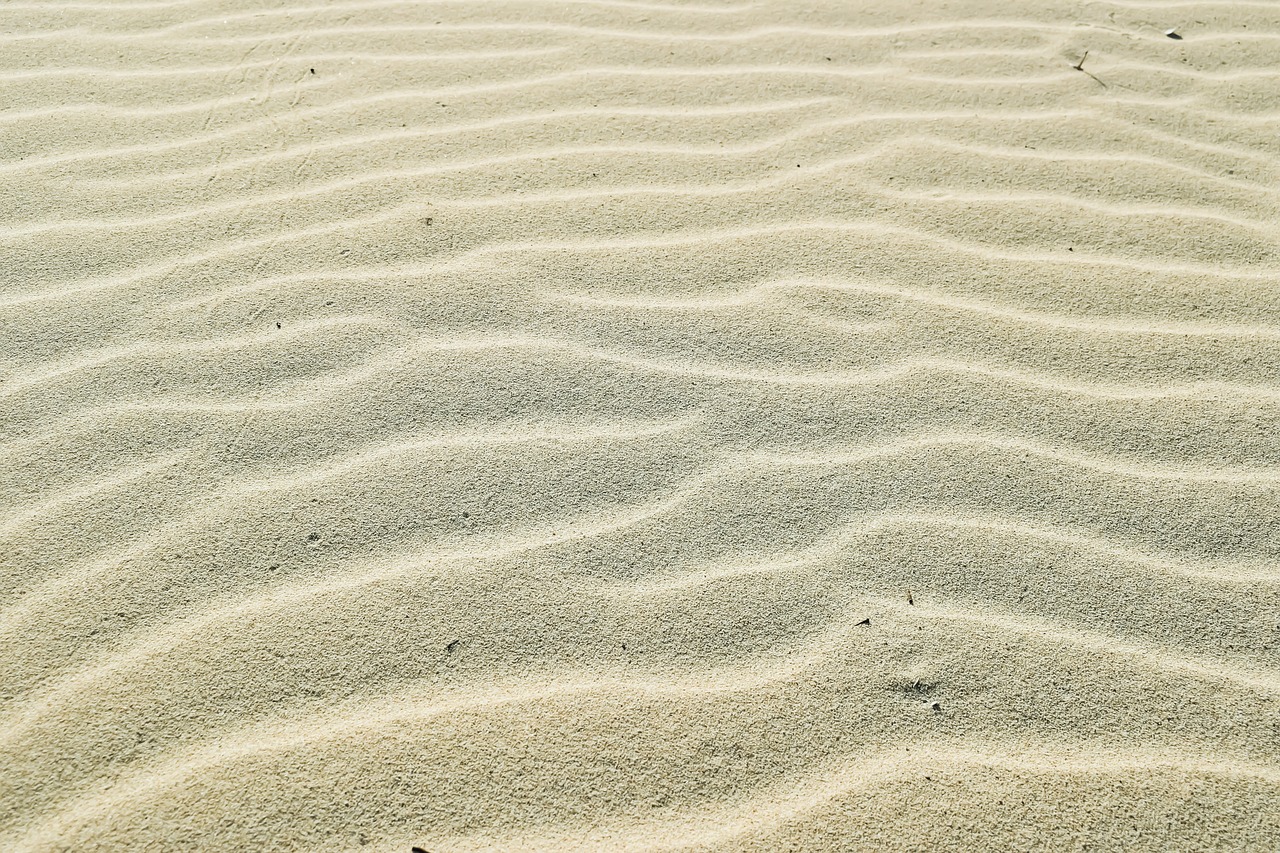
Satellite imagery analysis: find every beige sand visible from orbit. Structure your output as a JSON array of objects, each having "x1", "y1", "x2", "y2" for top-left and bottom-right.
[{"x1": 2, "y1": 0, "x2": 1280, "y2": 849}]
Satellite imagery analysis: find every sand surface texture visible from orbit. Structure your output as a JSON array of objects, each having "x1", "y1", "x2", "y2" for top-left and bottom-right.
[{"x1": 3, "y1": 0, "x2": 1280, "y2": 850}]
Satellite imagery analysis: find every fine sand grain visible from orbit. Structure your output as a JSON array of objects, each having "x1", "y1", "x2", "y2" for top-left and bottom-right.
[{"x1": 3, "y1": 0, "x2": 1280, "y2": 850}]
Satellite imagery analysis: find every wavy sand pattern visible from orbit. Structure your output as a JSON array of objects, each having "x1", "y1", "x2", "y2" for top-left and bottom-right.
[{"x1": 3, "y1": 0, "x2": 1280, "y2": 850}]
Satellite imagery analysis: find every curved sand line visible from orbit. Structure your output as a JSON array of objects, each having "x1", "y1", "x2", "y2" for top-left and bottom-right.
[
  {"x1": 8, "y1": 143, "x2": 1275, "y2": 237},
  {"x1": 7, "y1": 218, "x2": 1280, "y2": 311},
  {"x1": 9, "y1": 616, "x2": 1280, "y2": 852},
  {"x1": 5, "y1": 505, "x2": 1276, "y2": 751}
]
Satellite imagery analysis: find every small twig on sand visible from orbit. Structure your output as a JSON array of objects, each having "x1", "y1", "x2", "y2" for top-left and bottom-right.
[{"x1": 1071, "y1": 51, "x2": 1108, "y2": 88}]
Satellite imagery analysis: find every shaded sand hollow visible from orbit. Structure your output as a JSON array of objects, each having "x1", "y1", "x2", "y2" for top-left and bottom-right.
[{"x1": 3, "y1": 0, "x2": 1280, "y2": 850}]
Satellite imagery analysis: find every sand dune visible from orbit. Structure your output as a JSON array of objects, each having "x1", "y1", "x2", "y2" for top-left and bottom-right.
[{"x1": 3, "y1": 0, "x2": 1280, "y2": 850}]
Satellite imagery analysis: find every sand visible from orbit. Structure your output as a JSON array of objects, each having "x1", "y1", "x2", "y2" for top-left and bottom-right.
[{"x1": 2, "y1": 0, "x2": 1280, "y2": 849}]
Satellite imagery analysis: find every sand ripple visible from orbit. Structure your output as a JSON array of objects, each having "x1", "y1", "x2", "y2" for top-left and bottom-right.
[{"x1": 2, "y1": 0, "x2": 1279, "y2": 849}]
